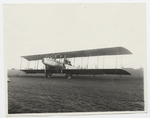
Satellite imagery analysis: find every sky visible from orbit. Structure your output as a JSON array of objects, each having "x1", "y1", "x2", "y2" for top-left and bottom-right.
[{"x1": 3, "y1": 3, "x2": 147, "y2": 69}]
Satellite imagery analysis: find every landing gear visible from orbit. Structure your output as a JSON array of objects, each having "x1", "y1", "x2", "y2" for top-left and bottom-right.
[
  {"x1": 45, "y1": 72, "x2": 53, "y2": 78},
  {"x1": 44, "y1": 65, "x2": 53, "y2": 78},
  {"x1": 66, "y1": 73, "x2": 72, "y2": 79},
  {"x1": 47, "y1": 73, "x2": 53, "y2": 78}
]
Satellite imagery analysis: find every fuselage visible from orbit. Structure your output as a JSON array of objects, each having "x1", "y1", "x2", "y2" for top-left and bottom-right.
[{"x1": 42, "y1": 58, "x2": 77, "y2": 69}]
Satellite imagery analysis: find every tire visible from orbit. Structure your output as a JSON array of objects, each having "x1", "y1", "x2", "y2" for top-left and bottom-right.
[
  {"x1": 66, "y1": 73, "x2": 72, "y2": 79},
  {"x1": 47, "y1": 73, "x2": 53, "y2": 78}
]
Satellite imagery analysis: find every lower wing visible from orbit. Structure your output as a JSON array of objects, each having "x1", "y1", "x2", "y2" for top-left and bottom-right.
[{"x1": 21, "y1": 69, "x2": 131, "y2": 75}]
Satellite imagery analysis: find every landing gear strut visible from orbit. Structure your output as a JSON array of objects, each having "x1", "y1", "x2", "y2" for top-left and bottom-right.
[
  {"x1": 45, "y1": 73, "x2": 53, "y2": 78},
  {"x1": 47, "y1": 73, "x2": 53, "y2": 78},
  {"x1": 44, "y1": 65, "x2": 53, "y2": 78}
]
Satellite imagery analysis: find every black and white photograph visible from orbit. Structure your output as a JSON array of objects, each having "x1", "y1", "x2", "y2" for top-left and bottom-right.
[{"x1": 3, "y1": 2, "x2": 148, "y2": 117}]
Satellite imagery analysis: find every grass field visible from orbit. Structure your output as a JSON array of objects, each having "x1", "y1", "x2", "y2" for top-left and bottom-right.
[{"x1": 8, "y1": 72, "x2": 144, "y2": 114}]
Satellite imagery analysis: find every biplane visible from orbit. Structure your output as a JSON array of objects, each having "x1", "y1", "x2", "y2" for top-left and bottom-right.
[{"x1": 20, "y1": 47, "x2": 132, "y2": 79}]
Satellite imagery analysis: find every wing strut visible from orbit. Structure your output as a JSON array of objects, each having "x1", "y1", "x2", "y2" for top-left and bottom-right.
[
  {"x1": 116, "y1": 47, "x2": 118, "y2": 69},
  {"x1": 36, "y1": 55, "x2": 39, "y2": 69},
  {"x1": 81, "y1": 55, "x2": 83, "y2": 69},
  {"x1": 87, "y1": 54, "x2": 89, "y2": 69},
  {"x1": 103, "y1": 56, "x2": 105, "y2": 69},
  {"x1": 44, "y1": 65, "x2": 47, "y2": 78},
  {"x1": 17, "y1": 57, "x2": 23, "y2": 77},
  {"x1": 20, "y1": 58, "x2": 22, "y2": 70},
  {"x1": 34, "y1": 60, "x2": 36, "y2": 69},
  {"x1": 37, "y1": 60, "x2": 39, "y2": 69},
  {"x1": 111, "y1": 47, "x2": 119, "y2": 81},
  {"x1": 74, "y1": 57, "x2": 75, "y2": 66},
  {"x1": 97, "y1": 51, "x2": 99, "y2": 69},
  {"x1": 121, "y1": 55, "x2": 123, "y2": 68},
  {"x1": 28, "y1": 61, "x2": 30, "y2": 69},
  {"x1": 26, "y1": 61, "x2": 30, "y2": 69}
]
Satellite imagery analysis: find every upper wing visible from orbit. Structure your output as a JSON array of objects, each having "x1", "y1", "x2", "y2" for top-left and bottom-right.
[
  {"x1": 21, "y1": 47, "x2": 132, "y2": 61},
  {"x1": 21, "y1": 69, "x2": 131, "y2": 75}
]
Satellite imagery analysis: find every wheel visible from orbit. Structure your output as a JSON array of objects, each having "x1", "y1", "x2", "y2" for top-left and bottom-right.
[
  {"x1": 66, "y1": 73, "x2": 72, "y2": 79},
  {"x1": 47, "y1": 73, "x2": 53, "y2": 78},
  {"x1": 45, "y1": 73, "x2": 48, "y2": 78}
]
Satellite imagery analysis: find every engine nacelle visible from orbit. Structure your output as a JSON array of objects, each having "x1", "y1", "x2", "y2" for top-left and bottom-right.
[{"x1": 42, "y1": 58, "x2": 64, "y2": 69}]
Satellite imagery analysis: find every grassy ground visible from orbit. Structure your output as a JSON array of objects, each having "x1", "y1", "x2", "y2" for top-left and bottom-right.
[{"x1": 8, "y1": 74, "x2": 144, "y2": 113}]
